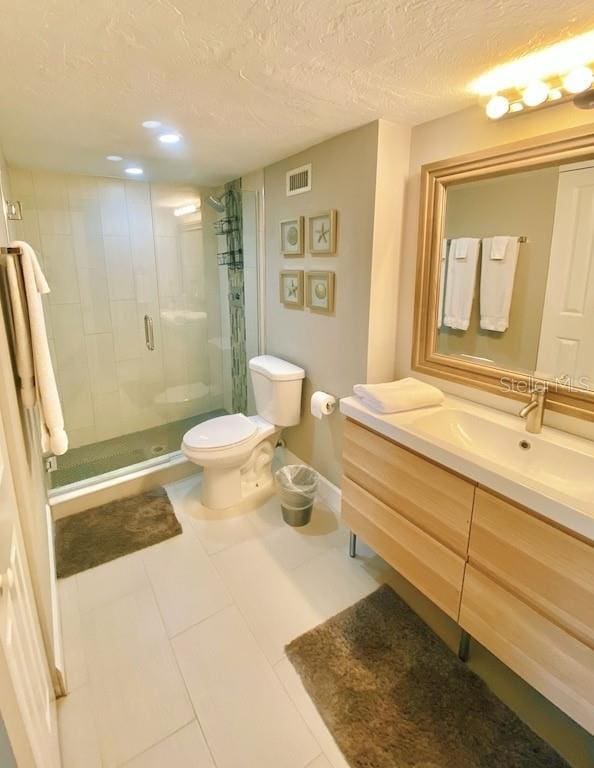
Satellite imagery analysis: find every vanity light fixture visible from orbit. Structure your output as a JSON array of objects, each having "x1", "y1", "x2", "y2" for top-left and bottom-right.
[
  {"x1": 471, "y1": 30, "x2": 594, "y2": 120},
  {"x1": 125, "y1": 167, "x2": 144, "y2": 175},
  {"x1": 173, "y1": 203, "x2": 198, "y2": 217}
]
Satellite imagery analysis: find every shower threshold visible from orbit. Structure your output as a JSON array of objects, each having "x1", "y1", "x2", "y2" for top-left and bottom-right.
[{"x1": 50, "y1": 410, "x2": 226, "y2": 490}]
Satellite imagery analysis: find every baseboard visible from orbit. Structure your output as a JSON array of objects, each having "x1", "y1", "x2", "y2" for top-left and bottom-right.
[{"x1": 281, "y1": 448, "x2": 342, "y2": 515}]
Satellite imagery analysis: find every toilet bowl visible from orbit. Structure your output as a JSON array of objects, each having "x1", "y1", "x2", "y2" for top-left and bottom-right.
[{"x1": 182, "y1": 355, "x2": 305, "y2": 510}]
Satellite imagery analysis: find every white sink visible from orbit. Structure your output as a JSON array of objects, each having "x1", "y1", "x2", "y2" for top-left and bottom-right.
[
  {"x1": 339, "y1": 394, "x2": 594, "y2": 540},
  {"x1": 411, "y1": 409, "x2": 594, "y2": 504}
]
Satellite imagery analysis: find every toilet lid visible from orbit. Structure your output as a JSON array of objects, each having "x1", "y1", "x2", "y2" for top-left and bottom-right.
[{"x1": 183, "y1": 413, "x2": 258, "y2": 450}]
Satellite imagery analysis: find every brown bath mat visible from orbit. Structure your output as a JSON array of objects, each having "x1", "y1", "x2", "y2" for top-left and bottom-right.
[
  {"x1": 286, "y1": 584, "x2": 569, "y2": 768},
  {"x1": 55, "y1": 487, "x2": 182, "y2": 578}
]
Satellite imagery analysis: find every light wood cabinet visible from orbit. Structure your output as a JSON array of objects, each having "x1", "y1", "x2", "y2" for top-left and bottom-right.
[
  {"x1": 341, "y1": 417, "x2": 594, "y2": 733},
  {"x1": 343, "y1": 419, "x2": 474, "y2": 556},
  {"x1": 342, "y1": 477, "x2": 465, "y2": 619}
]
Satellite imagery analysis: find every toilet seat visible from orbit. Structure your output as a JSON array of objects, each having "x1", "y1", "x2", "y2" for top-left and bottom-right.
[{"x1": 183, "y1": 413, "x2": 257, "y2": 451}]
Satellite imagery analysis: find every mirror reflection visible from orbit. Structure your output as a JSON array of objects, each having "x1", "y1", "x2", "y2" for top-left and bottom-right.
[{"x1": 436, "y1": 160, "x2": 594, "y2": 391}]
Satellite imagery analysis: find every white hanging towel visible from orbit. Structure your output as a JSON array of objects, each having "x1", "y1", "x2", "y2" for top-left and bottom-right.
[
  {"x1": 437, "y1": 239, "x2": 448, "y2": 329},
  {"x1": 480, "y1": 236, "x2": 520, "y2": 332},
  {"x1": 353, "y1": 377, "x2": 444, "y2": 414},
  {"x1": 442, "y1": 237, "x2": 480, "y2": 331},
  {"x1": 6, "y1": 241, "x2": 68, "y2": 455}
]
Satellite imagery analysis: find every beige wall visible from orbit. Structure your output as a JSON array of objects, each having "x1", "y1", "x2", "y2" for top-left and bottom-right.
[
  {"x1": 264, "y1": 121, "x2": 409, "y2": 485},
  {"x1": 438, "y1": 166, "x2": 559, "y2": 371}
]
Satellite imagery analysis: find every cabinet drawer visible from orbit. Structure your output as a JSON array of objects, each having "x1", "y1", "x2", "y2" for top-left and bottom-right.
[
  {"x1": 470, "y1": 489, "x2": 594, "y2": 648},
  {"x1": 343, "y1": 419, "x2": 474, "y2": 556},
  {"x1": 342, "y1": 476, "x2": 466, "y2": 619},
  {"x1": 460, "y1": 566, "x2": 594, "y2": 733}
]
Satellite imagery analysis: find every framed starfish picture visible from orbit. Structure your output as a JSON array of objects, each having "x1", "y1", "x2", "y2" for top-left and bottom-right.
[
  {"x1": 279, "y1": 270, "x2": 304, "y2": 309},
  {"x1": 308, "y1": 210, "x2": 337, "y2": 255}
]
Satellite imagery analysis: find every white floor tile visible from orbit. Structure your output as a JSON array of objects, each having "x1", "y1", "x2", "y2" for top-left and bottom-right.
[
  {"x1": 58, "y1": 576, "x2": 88, "y2": 691},
  {"x1": 173, "y1": 606, "x2": 320, "y2": 768},
  {"x1": 89, "y1": 644, "x2": 194, "y2": 767},
  {"x1": 142, "y1": 530, "x2": 232, "y2": 637},
  {"x1": 81, "y1": 586, "x2": 169, "y2": 678},
  {"x1": 307, "y1": 756, "x2": 334, "y2": 768},
  {"x1": 122, "y1": 721, "x2": 215, "y2": 768},
  {"x1": 275, "y1": 658, "x2": 349, "y2": 768},
  {"x1": 214, "y1": 546, "x2": 378, "y2": 664},
  {"x1": 57, "y1": 685, "x2": 102, "y2": 768},
  {"x1": 76, "y1": 552, "x2": 148, "y2": 613}
]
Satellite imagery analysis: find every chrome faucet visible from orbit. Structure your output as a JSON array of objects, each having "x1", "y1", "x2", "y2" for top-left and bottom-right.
[{"x1": 519, "y1": 384, "x2": 547, "y2": 434}]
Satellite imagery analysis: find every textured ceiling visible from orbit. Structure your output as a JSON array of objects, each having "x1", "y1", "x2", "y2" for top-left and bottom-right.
[{"x1": 1, "y1": 0, "x2": 594, "y2": 184}]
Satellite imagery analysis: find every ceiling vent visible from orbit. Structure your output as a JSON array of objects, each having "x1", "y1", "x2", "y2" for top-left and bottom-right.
[{"x1": 286, "y1": 164, "x2": 311, "y2": 196}]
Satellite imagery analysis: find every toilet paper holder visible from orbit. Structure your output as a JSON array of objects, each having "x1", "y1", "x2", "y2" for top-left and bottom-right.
[{"x1": 310, "y1": 391, "x2": 337, "y2": 419}]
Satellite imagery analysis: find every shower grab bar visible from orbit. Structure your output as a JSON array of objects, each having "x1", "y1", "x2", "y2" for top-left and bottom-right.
[{"x1": 144, "y1": 314, "x2": 155, "y2": 351}]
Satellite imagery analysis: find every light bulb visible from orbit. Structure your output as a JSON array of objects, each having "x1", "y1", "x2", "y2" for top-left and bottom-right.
[
  {"x1": 563, "y1": 66, "x2": 593, "y2": 94},
  {"x1": 523, "y1": 81, "x2": 549, "y2": 107},
  {"x1": 485, "y1": 95, "x2": 509, "y2": 119},
  {"x1": 158, "y1": 133, "x2": 182, "y2": 144}
]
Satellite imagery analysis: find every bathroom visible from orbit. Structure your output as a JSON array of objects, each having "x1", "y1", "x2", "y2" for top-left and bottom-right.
[{"x1": 0, "y1": 4, "x2": 593, "y2": 768}]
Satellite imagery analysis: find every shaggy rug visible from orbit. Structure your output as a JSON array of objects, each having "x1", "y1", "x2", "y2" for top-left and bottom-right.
[
  {"x1": 55, "y1": 487, "x2": 182, "y2": 578},
  {"x1": 286, "y1": 584, "x2": 569, "y2": 768}
]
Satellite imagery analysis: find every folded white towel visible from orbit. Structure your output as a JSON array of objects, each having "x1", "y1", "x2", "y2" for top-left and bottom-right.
[
  {"x1": 442, "y1": 238, "x2": 480, "y2": 330},
  {"x1": 480, "y1": 236, "x2": 520, "y2": 332},
  {"x1": 6, "y1": 241, "x2": 68, "y2": 455},
  {"x1": 353, "y1": 377, "x2": 444, "y2": 414}
]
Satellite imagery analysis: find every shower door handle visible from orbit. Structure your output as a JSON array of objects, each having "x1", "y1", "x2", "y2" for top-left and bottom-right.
[{"x1": 144, "y1": 314, "x2": 155, "y2": 351}]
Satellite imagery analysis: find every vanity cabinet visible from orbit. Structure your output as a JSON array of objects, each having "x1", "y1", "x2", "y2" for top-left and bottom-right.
[{"x1": 341, "y1": 418, "x2": 594, "y2": 733}]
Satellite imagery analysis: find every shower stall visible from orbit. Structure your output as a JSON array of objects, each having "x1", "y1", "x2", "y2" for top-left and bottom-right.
[{"x1": 6, "y1": 168, "x2": 260, "y2": 491}]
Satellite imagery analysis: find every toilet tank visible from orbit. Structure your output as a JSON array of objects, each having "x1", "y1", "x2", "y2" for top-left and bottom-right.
[{"x1": 249, "y1": 355, "x2": 305, "y2": 427}]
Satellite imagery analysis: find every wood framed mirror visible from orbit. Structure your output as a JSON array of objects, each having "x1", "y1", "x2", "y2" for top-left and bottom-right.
[{"x1": 412, "y1": 123, "x2": 594, "y2": 421}]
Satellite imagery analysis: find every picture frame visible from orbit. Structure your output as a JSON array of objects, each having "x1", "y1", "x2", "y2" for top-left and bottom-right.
[
  {"x1": 280, "y1": 217, "x2": 304, "y2": 256},
  {"x1": 306, "y1": 271, "x2": 335, "y2": 314},
  {"x1": 308, "y1": 210, "x2": 337, "y2": 255},
  {"x1": 279, "y1": 270, "x2": 304, "y2": 309}
]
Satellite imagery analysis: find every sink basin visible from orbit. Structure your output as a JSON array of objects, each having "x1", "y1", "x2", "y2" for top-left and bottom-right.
[{"x1": 411, "y1": 409, "x2": 594, "y2": 504}]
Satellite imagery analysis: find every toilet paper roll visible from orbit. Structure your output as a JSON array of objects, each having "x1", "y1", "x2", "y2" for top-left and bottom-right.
[{"x1": 311, "y1": 391, "x2": 337, "y2": 419}]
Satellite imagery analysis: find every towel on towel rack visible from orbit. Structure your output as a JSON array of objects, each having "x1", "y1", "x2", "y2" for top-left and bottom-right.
[
  {"x1": 353, "y1": 378, "x2": 444, "y2": 414},
  {"x1": 6, "y1": 240, "x2": 68, "y2": 455},
  {"x1": 480, "y1": 236, "x2": 520, "y2": 332},
  {"x1": 442, "y1": 237, "x2": 480, "y2": 330}
]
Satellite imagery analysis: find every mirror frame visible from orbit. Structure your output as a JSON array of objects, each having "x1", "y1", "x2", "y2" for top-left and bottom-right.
[{"x1": 412, "y1": 123, "x2": 594, "y2": 422}]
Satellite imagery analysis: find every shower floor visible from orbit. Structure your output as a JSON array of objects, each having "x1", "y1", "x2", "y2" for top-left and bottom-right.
[{"x1": 51, "y1": 409, "x2": 227, "y2": 489}]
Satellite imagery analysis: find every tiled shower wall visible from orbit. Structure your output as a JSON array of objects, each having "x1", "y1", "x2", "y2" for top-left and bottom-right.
[{"x1": 8, "y1": 169, "x2": 224, "y2": 449}]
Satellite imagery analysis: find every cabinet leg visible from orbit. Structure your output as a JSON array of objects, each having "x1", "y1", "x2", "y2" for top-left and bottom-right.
[
  {"x1": 349, "y1": 532, "x2": 357, "y2": 558},
  {"x1": 458, "y1": 630, "x2": 471, "y2": 662}
]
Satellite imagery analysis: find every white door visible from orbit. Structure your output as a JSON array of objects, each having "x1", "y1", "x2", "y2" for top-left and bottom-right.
[
  {"x1": 536, "y1": 163, "x2": 594, "y2": 388},
  {"x1": 0, "y1": 405, "x2": 61, "y2": 767}
]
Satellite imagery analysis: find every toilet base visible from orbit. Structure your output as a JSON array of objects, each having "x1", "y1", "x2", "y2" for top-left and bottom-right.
[{"x1": 199, "y1": 434, "x2": 279, "y2": 510}]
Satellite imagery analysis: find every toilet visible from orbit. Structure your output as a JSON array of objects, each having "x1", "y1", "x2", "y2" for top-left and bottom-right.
[{"x1": 182, "y1": 355, "x2": 305, "y2": 510}]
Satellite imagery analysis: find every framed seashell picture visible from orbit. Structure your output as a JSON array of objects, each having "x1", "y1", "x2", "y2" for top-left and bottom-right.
[
  {"x1": 280, "y1": 217, "x2": 304, "y2": 256},
  {"x1": 306, "y1": 271, "x2": 335, "y2": 314}
]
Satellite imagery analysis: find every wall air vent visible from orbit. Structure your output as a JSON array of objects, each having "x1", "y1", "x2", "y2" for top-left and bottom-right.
[{"x1": 286, "y1": 164, "x2": 311, "y2": 196}]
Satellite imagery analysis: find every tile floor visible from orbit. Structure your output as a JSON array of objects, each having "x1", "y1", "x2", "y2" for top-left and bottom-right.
[{"x1": 57, "y1": 471, "x2": 392, "y2": 768}]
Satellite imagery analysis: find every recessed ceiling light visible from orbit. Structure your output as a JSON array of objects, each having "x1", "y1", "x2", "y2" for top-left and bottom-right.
[
  {"x1": 158, "y1": 133, "x2": 182, "y2": 144},
  {"x1": 174, "y1": 203, "x2": 198, "y2": 217},
  {"x1": 142, "y1": 120, "x2": 161, "y2": 129},
  {"x1": 125, "y1": 167, "x2": 144, "y2": 175},
  {"x1": 106, "y1": 155, "x2": 123, "y2": 162}
]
